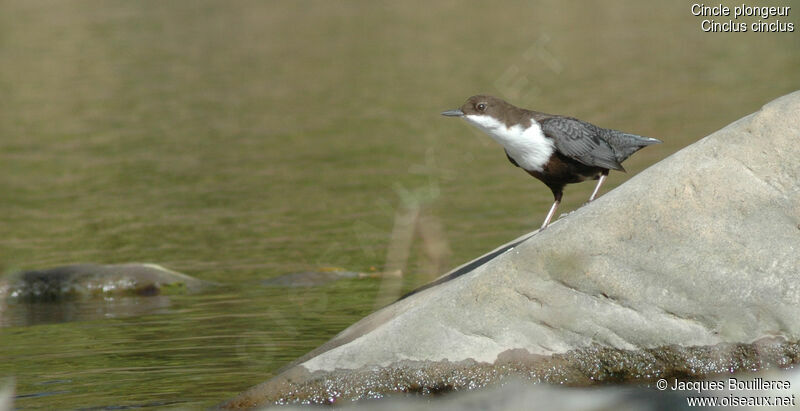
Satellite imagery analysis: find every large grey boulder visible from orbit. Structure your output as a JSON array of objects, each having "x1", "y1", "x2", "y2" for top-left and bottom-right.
[{"x1": 223, "y1": 91, "x2": 800, "y2": 408}]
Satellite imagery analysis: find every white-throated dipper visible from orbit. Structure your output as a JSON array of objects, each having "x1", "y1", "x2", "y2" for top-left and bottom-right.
[{"x1": 442, "y1": 95, "x2": 661, "y2": 228}]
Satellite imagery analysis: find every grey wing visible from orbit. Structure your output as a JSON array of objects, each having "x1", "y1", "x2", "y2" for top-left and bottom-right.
[{"x1": 540, "y1": 117, "x2": 624, "y2": 171}]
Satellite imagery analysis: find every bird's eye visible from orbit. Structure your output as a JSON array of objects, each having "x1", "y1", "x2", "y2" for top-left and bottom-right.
[{"x1": 477, "y1": 103, "x2": 487, "y2": 111}]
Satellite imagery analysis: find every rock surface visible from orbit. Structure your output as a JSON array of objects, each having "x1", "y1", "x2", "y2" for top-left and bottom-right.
[
  {"x1": 223, "y1": 91, "x2": 800, "y2": 408},
  {"x1": 3, "y1": 263, "x2": 210, "y2": 301}
]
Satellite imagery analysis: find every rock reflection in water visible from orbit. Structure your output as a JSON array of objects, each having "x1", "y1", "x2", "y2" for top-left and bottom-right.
[{"x1": 1, "y1": 295, "x2": 171, "y2": 327}]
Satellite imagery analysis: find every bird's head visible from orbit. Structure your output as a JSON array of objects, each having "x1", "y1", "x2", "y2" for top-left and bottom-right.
[
  {"x1": 441, "y1": 94, "x2": 509, "y2": 117},
  {"x1": 441, "y1": 95, "x2": 513, "y2": 131}
]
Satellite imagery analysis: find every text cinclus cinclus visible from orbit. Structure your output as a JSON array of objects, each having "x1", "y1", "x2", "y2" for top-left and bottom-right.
[{"x1": 442, "y1": 95, "x2": 661, "y2": 228}]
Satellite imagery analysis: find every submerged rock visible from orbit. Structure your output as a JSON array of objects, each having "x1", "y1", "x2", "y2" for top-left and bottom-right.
[
  {"x1": 261, "y1": 268, "x2": 378, "y2": 288},
  {"x1": 3, "y1": 263, "x2": 210, "y2": 302},
  {"x1": 223, "y1": 90, "x2": 800, "y2": 408}
]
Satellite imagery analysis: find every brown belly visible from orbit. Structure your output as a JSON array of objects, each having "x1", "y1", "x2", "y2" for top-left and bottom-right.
[{"x1": 523, "y1": 152, "x2": 605, "y2": 193}]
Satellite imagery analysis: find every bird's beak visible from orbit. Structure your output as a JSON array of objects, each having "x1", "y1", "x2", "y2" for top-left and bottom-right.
[{"x1": 441, "y1": 109, "x2": 464, "y2": 117}]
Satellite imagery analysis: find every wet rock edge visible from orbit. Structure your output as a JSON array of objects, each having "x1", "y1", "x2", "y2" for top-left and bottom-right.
[{"x1": 221, "y1": 336, "x2": 799, "y2": 408}]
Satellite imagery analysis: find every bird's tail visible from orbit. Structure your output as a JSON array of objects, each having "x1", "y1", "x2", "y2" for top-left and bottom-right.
[
  {"x1": 606, "y1": 131, "x2": 662, "y2": 164},
  {"x1": 624, "y1": 133, "x2": 662, "y2": 147}
]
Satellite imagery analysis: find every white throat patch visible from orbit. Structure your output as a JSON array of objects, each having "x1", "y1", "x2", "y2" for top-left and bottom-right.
[{"x1": 464, "y1": 114, "x2": 554, "y2": 172}]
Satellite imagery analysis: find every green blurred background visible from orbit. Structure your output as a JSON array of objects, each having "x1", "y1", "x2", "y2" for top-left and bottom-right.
[{"x1": 1, "y1": 0, "x2": 798, "y2": 408}]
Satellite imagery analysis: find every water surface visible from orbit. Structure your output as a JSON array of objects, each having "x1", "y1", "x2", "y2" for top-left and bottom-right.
[{"x1": 1, "y1": 0, "x2": 798, "y2": 408}]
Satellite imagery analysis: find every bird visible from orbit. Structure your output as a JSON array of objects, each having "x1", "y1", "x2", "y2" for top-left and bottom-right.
[{"x1": 442, "y1": 95, "x2": 661, "y2": 228}]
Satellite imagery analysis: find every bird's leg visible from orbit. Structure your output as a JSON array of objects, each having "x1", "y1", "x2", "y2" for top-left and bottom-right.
[
  {"x1": 588, "y1": 170, "x2": 609, "y2": 202},
  {"x1": 541, "y1": 191, "x2": 563, "y2": 229}
]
